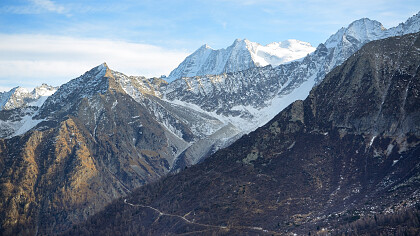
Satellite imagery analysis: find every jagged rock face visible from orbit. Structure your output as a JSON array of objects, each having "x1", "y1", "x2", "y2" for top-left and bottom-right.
[
  {"x1": 66, "y1": 33, "x2": 420, "y2": 236},
  {"x1": 166, "y1": 38, "x2": 315, "y2": 82}
]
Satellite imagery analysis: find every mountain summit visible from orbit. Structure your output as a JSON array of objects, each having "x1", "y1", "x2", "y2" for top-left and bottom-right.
[{"x1": 165, "y1": 38, "x2": 315, "y2": 82}]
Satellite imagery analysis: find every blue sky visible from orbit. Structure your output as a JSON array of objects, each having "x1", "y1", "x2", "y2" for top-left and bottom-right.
[{"x1": 0, "y1": 0, "x2": 419, "y2": 90}]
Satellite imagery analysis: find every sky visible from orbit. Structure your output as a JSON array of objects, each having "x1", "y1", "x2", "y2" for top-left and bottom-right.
[{"x1": 0, "y1": 0, "x2": 419, "y2": 91}]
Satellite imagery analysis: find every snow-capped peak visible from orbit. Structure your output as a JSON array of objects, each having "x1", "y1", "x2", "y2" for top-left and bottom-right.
[
  {"x1": 200, "y1": 44, "x2": 212, "y2": 50},
  {"x1": 166, "y1": 38, "x2": 315, "y2": 82},
  {"x1": 346, "y1": 18, "x2": 386, "y2": 41},
  {"x1": 386, "y1": 12, "x2": 420, "y2": 36},
  {"x1": 27, "y1": 84, "x2": 58, "y2": 108},
  {"x1": 324, "y1": 13, "x2": 420, "y2": 50},
  {"x1": 32, "y1": 84, "x2": 57, "y2": 97},
  {"x1": 325, "y1": 18, "x2": 386, "y2": 48},
  {"x1": 0, "y1": 84, "x2": 57, "y2": 111},
  {"x1": 232, "y1": 38, "x2": 246, "y2": 44},
  {"x1": 0, "y1": 87, "x2": 21, "y2": 110},
  {"x1": 325, "y1": 18, "x2": 386, "y2": 49}
]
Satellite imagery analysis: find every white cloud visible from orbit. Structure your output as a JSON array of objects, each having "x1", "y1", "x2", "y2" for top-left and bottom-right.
[{"x1": 0, "y1": 34, "x2": 190, "y2": 89}]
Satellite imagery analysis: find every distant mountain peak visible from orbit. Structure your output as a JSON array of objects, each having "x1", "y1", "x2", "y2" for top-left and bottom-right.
[
  {"x1": 36, "y1": 63, "x2": 117, "y2": 118},
  {"x1": 325, "y1": 18, "x2": 385, "y2": 49},
  {"x1": 166, "y1": 38, "x2": 315, "y2": 82},
  {"x1": 95, "y1": 62, "x2": 111, "y2": 77},
  {"x1": 230, "y1": 38, "x2": 248, "y2": 49},
  {"x1": 99, "y1": 62, "x2": 114, "y2": 75},
  {"x1": 387, "y1": 11, "x2": 420, "y2": 36},
  {"x1": 200, "y1": 44, "x2": 212, "y2": 50},
  {"x1": 233, "y1": 38, "x2": 244, "y2": 43},
  {"x1": 101, "y1": 62, "x2": 109, "y2": 68},
  {"x1": 0, "y1": 84, "x2": 57, "y2": 111}
]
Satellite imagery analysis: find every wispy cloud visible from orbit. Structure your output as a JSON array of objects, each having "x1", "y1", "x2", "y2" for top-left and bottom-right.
[
  {"x1": 31, "y1": 0, "x2": 65, "y2": 14},
  {"x1": 0, "y1": 34, "x2": 190, "y2": 90},
  {"x1": 1, "y1": 0, "x2": 67, "y2": 15}
]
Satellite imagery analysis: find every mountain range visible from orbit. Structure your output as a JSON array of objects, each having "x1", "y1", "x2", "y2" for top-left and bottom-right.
[
  {"x1": 66, "y1": 30, "x2": 420, "y2": 236},
  {"x1": 165, "y1": 38, "x2": 315, "y2": 82},
  {"x1": 0, "y1": 12, "x2": 419, "y2": 235}
]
